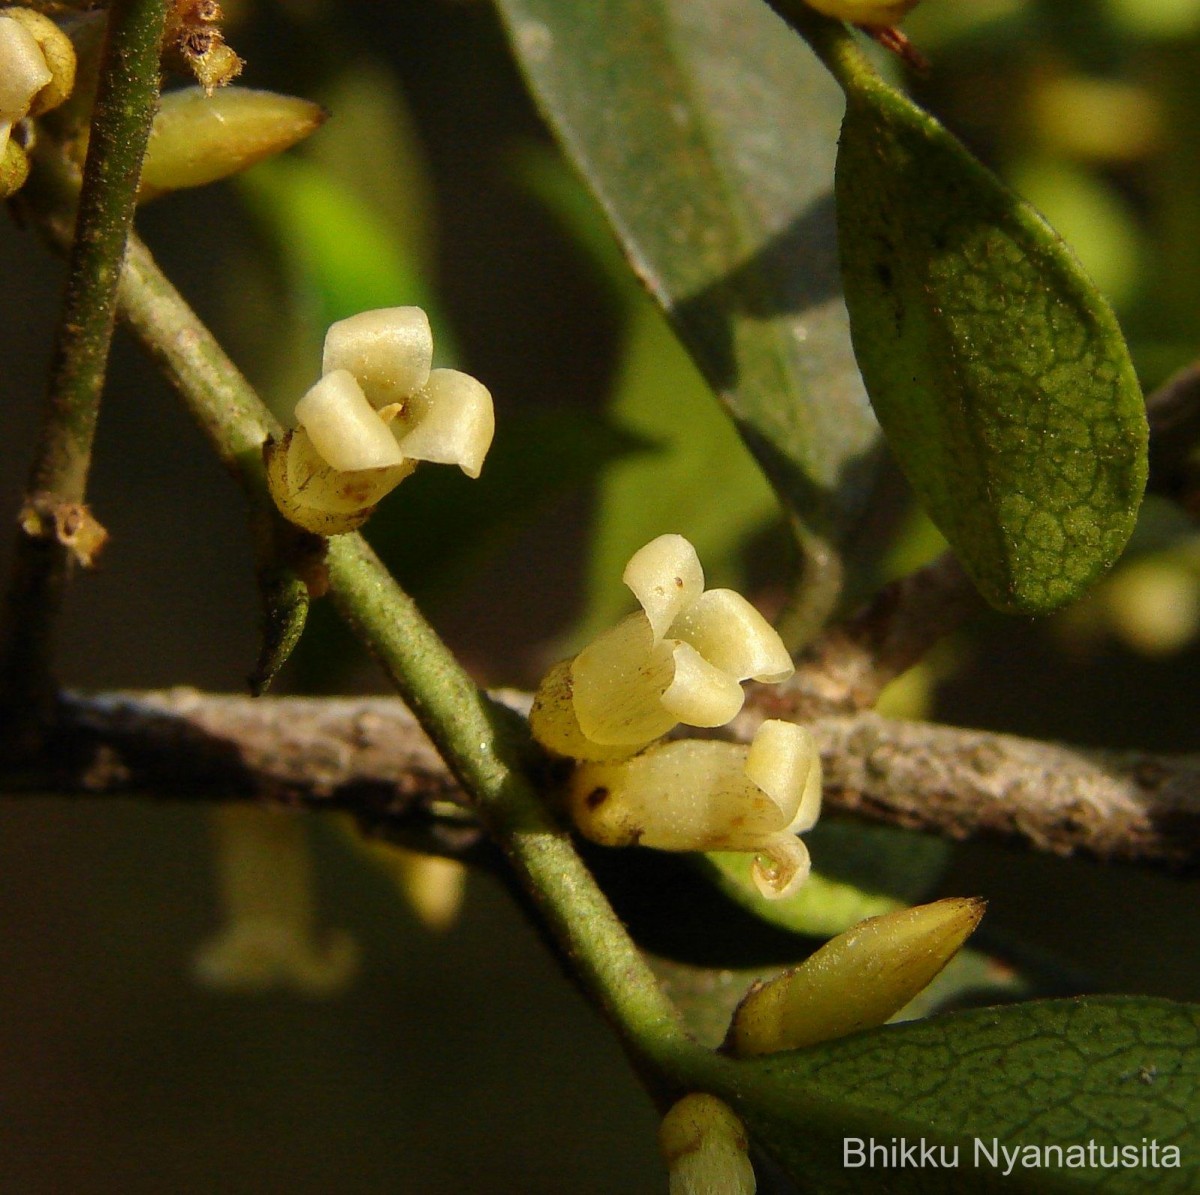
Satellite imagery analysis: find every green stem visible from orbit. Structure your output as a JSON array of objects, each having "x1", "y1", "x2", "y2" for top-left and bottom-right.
[
  {"x1": 764, "y1": 1, "x2": 881, "y2": 94},
  {"x1": 0, "y1": 0, "x2": 171, "y2": 738},
  {"x1": 112, "y1": 233, "x2": 696, "y2": 1077}
]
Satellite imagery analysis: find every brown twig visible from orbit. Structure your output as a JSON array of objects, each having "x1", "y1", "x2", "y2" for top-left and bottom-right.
[
  {"x1": 6, "y1": 689, "x2": 1198, "y2": 873},
  {"x1": 753, "y1": 550, "x2": 984, "y2": 721}
]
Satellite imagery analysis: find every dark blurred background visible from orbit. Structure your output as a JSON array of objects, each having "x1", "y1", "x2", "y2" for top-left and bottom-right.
[{"x1": 1, "y1": 0, "x2": 1199, "y2": 1190}]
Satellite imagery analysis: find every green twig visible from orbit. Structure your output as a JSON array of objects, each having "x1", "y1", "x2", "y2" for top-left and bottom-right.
[
  {"x1": 112, "y1": 232, "x2": 695, "y2": 1078},
  {"x1": 0, "y1": 0, "x2": 171, "y2": 739}
]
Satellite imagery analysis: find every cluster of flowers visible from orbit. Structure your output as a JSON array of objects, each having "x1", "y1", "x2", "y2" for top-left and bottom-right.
[
  {"x1": 266, "y1": 313, "x2": 816, "y2": 899},
  {"x1": 530, "y1": 533, "x2": 822, "y2": 900},
  {"x1": 265, "y1": 305, "x2": 986, "y2": 1195}
]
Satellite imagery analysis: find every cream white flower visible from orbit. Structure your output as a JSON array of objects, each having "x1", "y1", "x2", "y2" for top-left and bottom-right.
[
  {"x1": 530, "y1": 534, "x2": 794, "y2": 760},
  {"x1": 268, "y1": 307, "x2": 495, "y2": 535},
  {"x1": 567, "y1": 719, "x2": 821, "y2": 899}
]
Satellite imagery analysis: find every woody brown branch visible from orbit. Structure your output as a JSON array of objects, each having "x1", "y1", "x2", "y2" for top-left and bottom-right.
[{"x1": 7, "y1": 689, "x2": 1199, "y2": 873}]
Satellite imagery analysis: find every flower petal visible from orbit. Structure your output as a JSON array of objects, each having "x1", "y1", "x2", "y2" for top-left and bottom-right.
[
  {"x1": 394, "y1": 368, "x2": 495, "y2": 478},
  {"x1": 528, "y1": 659, "x2": 641, "y2": 761},
  {"x1": 660, "y1": 641, "x2": 746, "y2": 727},
  {"x1": 623, "y1": 533, "x2": 704, "y2": 642},
  {"x1": 744, "y1": 720, "x2": 822, "y2": 832},
  {"x1": 568, "y1": 740, "x2": 757, "y2": 849},
  {"x1": 295, "y1": 369, "x2": 407, "y2": 471},
  {"x1": 0, "y1": 16, "x2": 51, "y2": 121},
  {"x1": 670, "y1": 588, "x2": 793, "y2": 682},
  {"x1": 750, "y1": 835, "x2": 812, "y2": 901},
  {"x1": 571, "y1": 612, "x2": 678, "y2": 747},
  {"x1": 322, "y1": 307, "x2": 433, "y2": 409}
]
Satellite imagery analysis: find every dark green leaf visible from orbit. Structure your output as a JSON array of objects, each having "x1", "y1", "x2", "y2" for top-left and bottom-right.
[
  {"x1": 687, "y1": 997, "x2": 1199, "y2": 1192},
  {"x1": 497, "y1": 0, "x2": 882, "y2": 628},
  {"x1": 835, "y1": 74, "x2": 1148, "y2": 614}
]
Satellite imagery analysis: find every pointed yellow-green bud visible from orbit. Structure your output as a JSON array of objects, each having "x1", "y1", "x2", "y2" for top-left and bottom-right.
[
  {"x1": 802, "y1": 0, "x2": 921, "y2": 28},
  {"x1": 138, "y1": 86, "x2": 326, "y2": 201},
  {"x1": 660, "y1": 1094, "x2": 756, "y2": 1195},
  {"x1": 0, "y1": 134, "x2": 29, "y2": 198},
  {"x1": 727, "y1": 897, "x2": 986, "y2": 1055},
  {"x1": 0, "y1": 7, "x2": 76, "y2": 117}
]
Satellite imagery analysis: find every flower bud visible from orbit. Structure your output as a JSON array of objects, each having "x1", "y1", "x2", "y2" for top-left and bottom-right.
[
  {"x1": 323, "y1": 307, "x2": 433, "y2": 409},
  {"x1": 193, "y1": 806, "x2": 358, "y2": 996},
  {"x1": 726, "y1": 897, "x2": 986, "y2": 1056},
  {"x1": 139, "y1": 86, "x2": 326, "y2": 201},
  {"x1": 567, "y1": 719, "x2": 821, "y2": 899},
  {"x1": 190, "y1": 35, "x2": 243, "y2": 94},
  {"x1": 660, "y1": 1094, "x2": 756, "y2": 1195}
]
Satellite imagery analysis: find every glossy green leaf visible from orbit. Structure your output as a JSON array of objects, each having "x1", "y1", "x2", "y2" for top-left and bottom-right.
[
  {"x1": 496, "y1": 0, "x2": 882, "y2": 629},
  {"x1": 835, "y1": 70, "x2": 1148, "y2": 614},
  {"x1": 688, "y1": 997, "x2": 1200, "y2": 1192}
]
